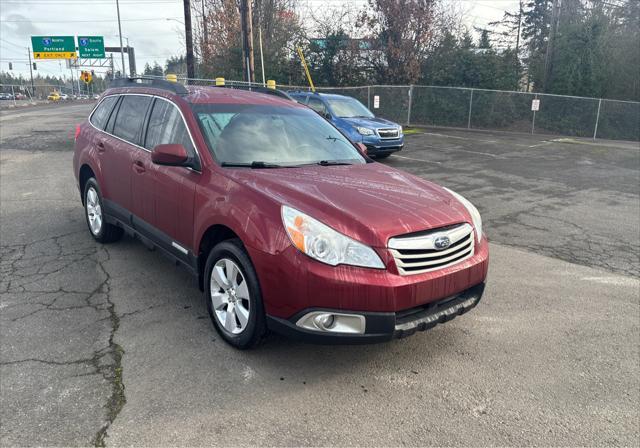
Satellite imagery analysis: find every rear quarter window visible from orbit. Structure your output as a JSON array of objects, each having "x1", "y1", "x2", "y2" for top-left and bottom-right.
[{"x1": 90, "y1": 96, "x2": 117, "y2": 130}]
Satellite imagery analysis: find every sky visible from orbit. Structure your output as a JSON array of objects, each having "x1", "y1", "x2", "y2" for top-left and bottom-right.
[{"x1": 0, "y1": 0, "x2": 519, "y2": 81}]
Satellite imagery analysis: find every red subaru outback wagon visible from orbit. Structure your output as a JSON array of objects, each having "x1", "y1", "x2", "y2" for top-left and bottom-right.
[{"x1": 73, "y1": 78, "x2": 489, "y2": 349}]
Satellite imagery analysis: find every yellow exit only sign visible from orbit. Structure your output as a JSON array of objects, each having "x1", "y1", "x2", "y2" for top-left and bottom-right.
[{"x1": 34, "y1": 51, "x2": 77, "y2": 59}]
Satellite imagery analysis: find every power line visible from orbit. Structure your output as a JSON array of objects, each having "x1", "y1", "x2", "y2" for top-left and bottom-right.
[
  {"x1": 1, "y1": 17, "x2": 182, "y2": 23},
  {"x1": 2, "y1": 0, "x2": 179, "y2": 3},
  {"x1": 0, "y1": 38, "x2": 26, "y2": 49}
]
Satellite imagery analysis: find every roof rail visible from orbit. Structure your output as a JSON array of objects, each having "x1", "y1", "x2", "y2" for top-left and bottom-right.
[
  {"x1": 109, "y1": 77, "x2": 188, "y2": 95},
  {"x1": 223, "y1": 85, "x2": 295, "y2": 101},
  {"x1": 284, "y1": 89, "x2": 319, "y2": 95}
]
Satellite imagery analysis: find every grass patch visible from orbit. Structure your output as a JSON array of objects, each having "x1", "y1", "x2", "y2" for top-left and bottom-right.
[{"x1": 403, "y1": 127, "x2": 423, "y2": 135}]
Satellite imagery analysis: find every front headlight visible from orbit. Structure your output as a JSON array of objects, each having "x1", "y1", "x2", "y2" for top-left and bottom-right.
[
  {"x1": 281, "y1": 205, "x2": 385, "y2": 269},
  {"x1": 398, "y1": 125, "x2": 403, "y2": 134},
  {"x1": 443, "y1": 188, "x2": 483, "y2": 239},
  {"x1": 355, "y1": 126, "x2": 374, "y2": 136}
]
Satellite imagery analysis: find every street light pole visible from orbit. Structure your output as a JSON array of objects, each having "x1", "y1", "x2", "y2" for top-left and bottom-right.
[{"x1": 116, "y1": 0, "x2": 127, "y2": 77}]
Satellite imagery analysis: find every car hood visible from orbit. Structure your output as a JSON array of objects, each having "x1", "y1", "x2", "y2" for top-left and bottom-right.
[
  {"x1": 225, "y1": 163, "x2": 470, "y2": 247},
  {"x1": 337, "y1": 116, "x2": 399, "y2": 129}
]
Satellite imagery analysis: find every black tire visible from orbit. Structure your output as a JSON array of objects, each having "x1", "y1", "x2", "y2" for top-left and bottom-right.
[
  {"x1": 375, "y1": 153, "x2": 391, "y2": 159},
  {"x1": 204, "y1": 239, "x2": 266, "y2": 349},
  {"x1": 83, "y1": 178, "x2": 123, "y2": 244}
]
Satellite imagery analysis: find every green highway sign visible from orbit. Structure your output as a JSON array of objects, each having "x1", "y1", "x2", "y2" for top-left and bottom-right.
[
  {"x1": 78, "y1": 36, "x2": 105, "y2": 59},
  {"x1": 31, "y1": 36, "x2": 76, "y2": 59}
]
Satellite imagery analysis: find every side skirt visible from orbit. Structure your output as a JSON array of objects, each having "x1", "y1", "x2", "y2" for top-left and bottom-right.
[{"x1": 103, "y1": 199, "x2": 199, "y2": 278}]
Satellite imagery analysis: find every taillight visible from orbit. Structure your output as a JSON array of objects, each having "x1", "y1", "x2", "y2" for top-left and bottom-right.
[{"x1": 75, "y1": 124, "x2": 81, "y2": 140}]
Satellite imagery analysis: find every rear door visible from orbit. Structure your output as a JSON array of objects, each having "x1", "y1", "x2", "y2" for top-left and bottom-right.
[
  {"x1": 140, "y1": 97, "x2": 200, "y2": 258},
  {"x1": 102, "y1": 94, "x2": 153, "y2": 221}
]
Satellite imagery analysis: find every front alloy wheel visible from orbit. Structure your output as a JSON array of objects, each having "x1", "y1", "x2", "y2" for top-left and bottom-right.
[
  {"x1": 210, "y1": 258, "x2": 251, "y2": 334},
  {"x1": 204, "y1": 239, "x2": 266, "y2": 349}
]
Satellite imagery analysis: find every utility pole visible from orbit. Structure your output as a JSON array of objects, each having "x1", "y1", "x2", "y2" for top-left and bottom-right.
[
  {"x1": 201, "y1": 0, "x2": 208, "y2": 55},
  {"x1": 239, "y1": 0, "x2": 255, "y2": 83},
  {"x1": 116, "y1": 0, "x2": 127, "y2": 77},
  {"x1": 183, "y1": 0, "x2": 196, "y2": 80},
  {"x1": 27, "y1": 47, "x2": 35, "y2": 97},
  {"x1": 70, "y1": 65, "x2": 75, "y2": 95}
]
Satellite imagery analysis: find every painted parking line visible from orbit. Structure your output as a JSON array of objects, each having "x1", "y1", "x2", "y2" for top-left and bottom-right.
[
  {"x1": 417, "y1": 145, "x2": 506, "y2": 159},
  {"x1": 393, "y1": 155, "x2": 442, "y2": 164},
  {"x1": 423, "y1": 132, "x2": 498, "y2": 144}
]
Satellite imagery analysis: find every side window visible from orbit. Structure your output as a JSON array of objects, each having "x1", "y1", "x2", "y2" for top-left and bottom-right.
[
  {"x1": 90, "y1": 96, "x2": 117, "y2": 130},
  {"x1": 307, "y1": 97, "x2": 327, "y2": 115},
  {"x1": 112, "y1": 95, "x2": 152, "y2": 145},
  {"x1": 144, "y1": 99, "x2": 195, "y2": 155},
  {"x1": 105, "y1": 96, "x2": 121, "y2": 133},
  {"x1": 290, "y1": 94, "x2": 307, "y2": 105}
]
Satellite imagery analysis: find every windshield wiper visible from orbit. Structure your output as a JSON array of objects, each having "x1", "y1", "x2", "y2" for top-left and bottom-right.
[
  {"x1": 316, "y1": 160, "x2": 353, "y2": 166},
  {"x1": 221, "y1": 161, "x2": 285, "y2": 169}
]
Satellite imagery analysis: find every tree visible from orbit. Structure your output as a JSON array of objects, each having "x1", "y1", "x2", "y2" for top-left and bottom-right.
[
  {"x1": 195, "y1": 0, "x2": 304, "y2": 83},
  {"x1": 521, "y1": 0, "x2": 552, "y2": 90},
  {"x1": 165, "y1": 55, "x2": 187, "y2": 76},
  {"x1": 303, "y1": 5, "x2": 370, "y2": 86},
  {"x1": 143, "y1": 62, "x2": 164, "y2": 76},
  {"x1": 359, "y1": 0, "x2": 438, "y2": 84}
]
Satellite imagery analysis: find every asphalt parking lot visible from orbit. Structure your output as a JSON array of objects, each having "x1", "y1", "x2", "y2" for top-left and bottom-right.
[{"x1": 1, "y1": 102, "x2": 639, "y2": 446}]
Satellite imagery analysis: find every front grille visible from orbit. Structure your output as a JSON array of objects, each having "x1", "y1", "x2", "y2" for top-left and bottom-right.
[
  {"x1": 388, "y1": 223, "x2": 475, "y2": 275},
  {"x1": 377, "y1": 128, "x2": 399, "y2": 139}
]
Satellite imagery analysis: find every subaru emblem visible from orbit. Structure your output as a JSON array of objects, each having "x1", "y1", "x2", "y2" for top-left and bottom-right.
[{"x1": 434, "y1": 236, "x2": 451, "y2": 250}]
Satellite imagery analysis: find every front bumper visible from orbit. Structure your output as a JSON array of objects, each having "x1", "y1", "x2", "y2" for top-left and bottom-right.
[
  {"x1": 266, "y1": 282, "x2": 485, "y2": 344},
  {"x1": 361, "y1": 135, "x2": 404, "y2": 155}
]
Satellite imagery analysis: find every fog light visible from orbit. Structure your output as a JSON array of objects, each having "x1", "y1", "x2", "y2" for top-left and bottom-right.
[
  {"x1": 313, "y1": 313, "x2": 335, "y2": 329},
  {"x1": 296, "y1": 311, "x2": 366, "y2": 334}
]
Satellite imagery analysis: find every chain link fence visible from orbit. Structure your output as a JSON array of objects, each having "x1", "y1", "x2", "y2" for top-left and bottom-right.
[
  {"x1": 315, "y1": 85, "x2": 639, "y2": 141},
  {"x1": 109, "y1": 76, "x2": 640, "y2": 141}
]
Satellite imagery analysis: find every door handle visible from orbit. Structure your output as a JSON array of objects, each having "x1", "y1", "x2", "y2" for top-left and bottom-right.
[
  {"x1": 96, "y1": 141, "x2": 106, "y2": 153},
  {"x1": 133, "y1": 160, "x2": 146, "y2": 174}
]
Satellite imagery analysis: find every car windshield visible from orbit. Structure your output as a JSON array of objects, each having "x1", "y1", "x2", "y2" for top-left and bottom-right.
[
  {"x1": 325, "y1": 97, "x2": 374, "y2": 118},
  {"x1": 193, "y1": 104, "x2": 366, "y2": 167}
]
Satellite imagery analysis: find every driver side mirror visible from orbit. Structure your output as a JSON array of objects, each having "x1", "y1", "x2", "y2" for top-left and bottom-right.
[
  {"x1": 151, "y1": 143, "x2": 189, "y2": 166},
  {"x1": 355, "y1": 142, "x2": 368, "y2": 156}
]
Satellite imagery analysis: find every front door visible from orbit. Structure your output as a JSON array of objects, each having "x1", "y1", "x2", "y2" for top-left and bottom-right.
[{"x1": 137, "y1": 97, "x2": 199, "y2": 259}]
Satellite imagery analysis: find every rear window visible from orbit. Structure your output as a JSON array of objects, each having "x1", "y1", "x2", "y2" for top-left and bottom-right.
[
  {"x1": 90, "y1": 96, "x2": 117, "y2": 130},
  {"x1": 112, "y1": 95, "x2": 152, "y2": 144}
]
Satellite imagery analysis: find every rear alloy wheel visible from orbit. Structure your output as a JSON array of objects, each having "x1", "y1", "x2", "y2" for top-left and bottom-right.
[
  {"x1": 204, "y1": 239, "x2": 266, "y2": 349},
  {"x1": 83, "y1": 178, "x2": 123, "y2": 243},
  {"x1": 86, "y1": 186, "x2": 103, "y2": 236}
]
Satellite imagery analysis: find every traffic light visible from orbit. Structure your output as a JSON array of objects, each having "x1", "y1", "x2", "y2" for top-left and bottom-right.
[
  {"x1": 8, "y1": 62, "x2": 12, "y2": 70},
  {"x1": 32, "y1": 62, "x2": 37, "y2": 70}
]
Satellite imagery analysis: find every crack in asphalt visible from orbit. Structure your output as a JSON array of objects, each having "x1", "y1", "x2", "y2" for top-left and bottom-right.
[{"x1": 1, "y1": 229, "x2": 127, "y2": 447}]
